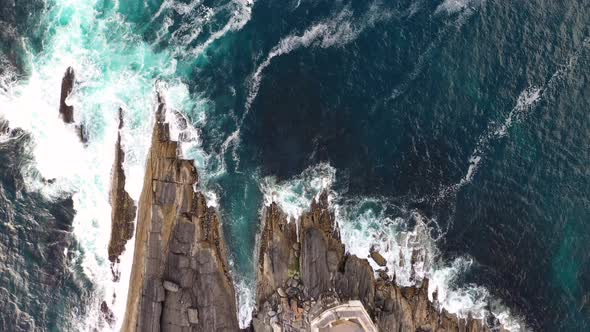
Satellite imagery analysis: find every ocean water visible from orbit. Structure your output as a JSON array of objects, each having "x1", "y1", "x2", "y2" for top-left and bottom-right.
[{"x1": 0, "y1": 0, "x2": 588, "y2": 331}]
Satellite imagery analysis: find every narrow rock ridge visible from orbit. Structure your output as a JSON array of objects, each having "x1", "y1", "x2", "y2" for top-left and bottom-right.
[
  {"x1": 122, "y1": 95, "x2": 239, "y2": 332},
  {"x1": 58, "y1": 67, "x2": 87, "y2": 142},
  {"x1": 253, "y1": 192, "x2": 509, "y2": 332},
  {"x1": 108, "y1": 108, "x2": 137, "y2": 273}
]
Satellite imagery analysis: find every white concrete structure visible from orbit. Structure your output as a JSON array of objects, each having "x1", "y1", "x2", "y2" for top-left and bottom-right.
[{"x1": 310, "y1": 300, "x2": 378, "y2": 332}]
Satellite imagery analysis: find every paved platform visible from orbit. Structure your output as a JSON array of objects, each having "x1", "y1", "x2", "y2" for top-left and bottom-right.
[{"x1": 310, "y1": 300, "x2": 378, "y2": 332}]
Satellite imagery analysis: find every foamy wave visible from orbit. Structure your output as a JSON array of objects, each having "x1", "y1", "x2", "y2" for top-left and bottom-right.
[
  {"x1": 437, "y1": 85, "x2": 546, "y2": 201},
  {"x1": 429, "y1": 257, "x2": 526, "y2": 331},
  {"x1": 390, "y1": 0, "x2": 484, "y2": 101},
  {"x1": 260, "y1": 162, "x2": 525, "y2": 331},
  {"x1": 435, "y1": 0, "x2": 484, "y2": 15},
  {"x1": 260, "y1": 162, "x2": 335, "y2": 221},
  {"x1": 189, "y1": 1, "x2": 253, "y2": 58},
  {"x1": 235, "y1": 277, "x2": 255, "y2": 328},
  {"x1": 244, "y1": 3, "x2": 394, "y2": 120},
  {"x1": 153, "y1": 0, "x2": 253, "y2": 59}
]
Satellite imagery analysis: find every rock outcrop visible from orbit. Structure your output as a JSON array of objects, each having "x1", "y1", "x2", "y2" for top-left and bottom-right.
[
  {"x1": 107, "y1": 108, "x2": 136, "y2": 269},
  {"x1": 252, "y1": 192, "x2": 509, "y2": 332},
  {"x1": 58, "y1": 67, "x2": 87, "y2": 142},
  {"x1": 59, "y1": 67, "x2": 75, "y2": 124},
  {"x1": 122, "y1": 95, "x2": 239, "y2": 332}
]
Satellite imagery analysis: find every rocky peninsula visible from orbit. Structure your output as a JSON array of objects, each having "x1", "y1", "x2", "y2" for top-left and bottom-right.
[
  {"x1": 121, "y1": 96, "x2": 239, "y2": 331},
  {"x1": 116, "y1": 95, "x2": 510, "y2": 331}
]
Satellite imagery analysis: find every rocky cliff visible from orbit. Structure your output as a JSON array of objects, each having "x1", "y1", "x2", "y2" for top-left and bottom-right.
[
  {"x1": 122, "y1": 95, "x2": 239, "y2": 332},
  {"x1": 252, "y1": 192, "x2": 509, "y2": 332},
  {"x1": 107, "y1": 108, "x2": 136, "y2": 270}
]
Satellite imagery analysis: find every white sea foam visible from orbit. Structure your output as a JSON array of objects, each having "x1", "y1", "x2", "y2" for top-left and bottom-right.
[
  {"x1": 189, "y1": 1, "x2": 253, "y2": 58},
  {"x1": 435, "y1": 0, "x2": 484, "y2": 15},
  {"x1": 390, "y1": 0, "x2": 484, "y2": 101},
  {"x1": 153, "y1": 0, "x2": 253, "y2": 59},
  {"x1": 260, "y1": 162, "x2": 335, "y2": 221},
  {"x1": 235, "y1": 277, "x2": 256, "y2": 327},
  {"x1": 438, "y1": 86, "x2": 543, "y2": 200}
]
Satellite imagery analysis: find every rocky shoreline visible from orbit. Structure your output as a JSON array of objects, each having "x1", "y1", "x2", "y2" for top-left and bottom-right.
[
  {"x1": 113, "y1": 92, "x2": 510, "y2": 331},
  {"x1": 251, "y1": 193, "x2": 508, "y2": 332}
]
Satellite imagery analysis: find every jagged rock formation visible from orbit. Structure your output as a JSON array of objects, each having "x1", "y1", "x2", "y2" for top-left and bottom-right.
[
  {"x1": 253, "y1": 192, "x2": 509, "y2": 332},
  {"x1": 108, "y1": 108, "x2": 136, "y2": 268},
  {"x1": 58, "y1": 67, "x2": 87, "y2": 142},
  {"x1": 122, "y1": 96, "x2": 239, "y2": 332}
]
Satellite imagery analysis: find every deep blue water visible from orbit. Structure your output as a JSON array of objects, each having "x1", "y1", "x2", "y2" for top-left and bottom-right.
[{"x1": 0, "y1": 0, "x2": 589, "y2": 331}]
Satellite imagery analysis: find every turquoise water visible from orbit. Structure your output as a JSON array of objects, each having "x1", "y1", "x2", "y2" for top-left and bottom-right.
[{"x1": 0, "y1": 0, "x2": 589, "y2": 331}]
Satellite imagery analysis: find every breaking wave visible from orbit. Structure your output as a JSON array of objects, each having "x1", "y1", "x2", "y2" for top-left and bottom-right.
[{"x1": 437, "y1": 43, "x2": 585, "y2": 202}]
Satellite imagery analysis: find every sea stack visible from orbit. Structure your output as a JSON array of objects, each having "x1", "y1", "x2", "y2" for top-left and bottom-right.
[
  {"x1": 122, "y1": 95, "x2": 239, "y2": 331},
  {"x1": 107, "y1": 108, "x2": 137, "y2": 269}
]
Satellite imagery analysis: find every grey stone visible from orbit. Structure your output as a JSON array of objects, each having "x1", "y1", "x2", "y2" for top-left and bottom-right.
[
  {"x1": 301, "y1": 228, "x2": 332, "y2": 298},
  {"x1": 286, "y1": 287, "x2": 299, "y2": 297},
  {"x1": 187, "y1": 308, "x2": 199, "y2": 324},
  {"x1": 163, "y1": 281, "x2": 180, "y2": 292},
  {"x1": 327, "y1": 250, "x2": 339, "y2": 272},
  {"x1": 178, "y1": 256, "x2": 189, "y2": 269},
  {"x1": 155, "y1": 181, "x2": 177, "y2": 205}
]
